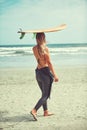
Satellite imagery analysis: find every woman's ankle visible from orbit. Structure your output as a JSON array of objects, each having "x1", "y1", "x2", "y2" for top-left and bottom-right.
[
  {"x1": 44, "y1": 110, "x2": 54, "y2": 116},
  {"x1": 31, "y1": 108, "x2": 37, "y2": 114},
  {"x1": 44, "y1": 110, "x2": 48, "y2": 116}
]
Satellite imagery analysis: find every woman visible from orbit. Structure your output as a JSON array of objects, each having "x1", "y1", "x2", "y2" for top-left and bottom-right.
[{"x1": 30, "y1": 32, "x2": 58, "y2": 121}]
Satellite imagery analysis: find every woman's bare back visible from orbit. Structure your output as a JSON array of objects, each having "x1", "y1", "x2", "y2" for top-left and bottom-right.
[{"x1": 33, "y1": 45, "x2": 50, "y2": 69}]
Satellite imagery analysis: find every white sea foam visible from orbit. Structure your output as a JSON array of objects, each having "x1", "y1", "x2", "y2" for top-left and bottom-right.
[
  {"x1": 0, "y1": 47, "x2": 33, "y2": 57},
  {"x1": 0, "y1": 44, "x2": 87, "y2": 57},
  {"x1": 49, "y1": 47, "x2": 87, "y2": 55}
]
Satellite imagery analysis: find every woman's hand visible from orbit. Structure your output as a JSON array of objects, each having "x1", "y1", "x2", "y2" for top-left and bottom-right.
[{"x1": 54, "y1": 75, "x2": 59, "y2": 82}]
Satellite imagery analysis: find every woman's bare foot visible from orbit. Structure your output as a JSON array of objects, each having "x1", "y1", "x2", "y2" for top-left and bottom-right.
[{"x1": 30, "y1": 109, "x2": 37, "y2": 121}]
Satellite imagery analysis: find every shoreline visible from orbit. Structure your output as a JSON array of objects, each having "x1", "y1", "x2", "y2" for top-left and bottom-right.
[{"x1": 0, "y1": 64, "x2": 87, "y2": 69}]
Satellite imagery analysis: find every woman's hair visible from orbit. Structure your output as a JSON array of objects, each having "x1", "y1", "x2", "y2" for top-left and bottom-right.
[
  {"x1": 36, "y1": 33, "x2": 46, "y2": 45},
  {"x1": 36, "y1": 33, "x2": 46, "y2": 56}
]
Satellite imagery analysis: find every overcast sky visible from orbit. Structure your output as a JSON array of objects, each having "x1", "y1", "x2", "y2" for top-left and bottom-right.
[{"x1": 0, "y1": 0, "x2": 87, "y2": 45}]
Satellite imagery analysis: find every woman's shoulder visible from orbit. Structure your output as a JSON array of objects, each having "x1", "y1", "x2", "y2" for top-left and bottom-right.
[
  {"x1": 32, "y1": 45, "x2": 38, "y2": 51},
  {"x1": 45, "y1": 46, "x2": 49, "y2": 53}
]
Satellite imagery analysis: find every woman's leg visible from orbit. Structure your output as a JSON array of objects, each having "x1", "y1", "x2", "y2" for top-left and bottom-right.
[
  {"x1": 31, "y1": 73, "x2": 53, "y2": 120},
  {"x1": 37, "y1": 81, "x2": 48, "y2": 111},
  {"x1": 34, "y1": 76, "x2": 50, "y2": 111},
  {"x1": 43, "y1": 101, "x2": 47, "y2": 111}
]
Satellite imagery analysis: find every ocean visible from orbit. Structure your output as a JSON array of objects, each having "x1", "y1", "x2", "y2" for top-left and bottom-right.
[{"x1": 0, "y1": 43, "x2": 87, "y2": 68}]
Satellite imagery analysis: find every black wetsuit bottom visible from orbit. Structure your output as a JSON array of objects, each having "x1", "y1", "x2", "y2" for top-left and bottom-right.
[{"x1": 34, "y1": 67, "x2": 53, "y2": 111}]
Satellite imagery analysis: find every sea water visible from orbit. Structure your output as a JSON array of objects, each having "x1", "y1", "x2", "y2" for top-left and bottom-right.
[{"x1": 0, "y1": 43, "x2": 87, "y2": 68}]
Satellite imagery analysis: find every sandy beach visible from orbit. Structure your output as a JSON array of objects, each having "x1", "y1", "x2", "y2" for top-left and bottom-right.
[{"x1": 0, "y1": 66, "x2": 87, "y2": 130}]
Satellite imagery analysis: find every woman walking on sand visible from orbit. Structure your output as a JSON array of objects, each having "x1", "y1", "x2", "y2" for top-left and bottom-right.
[{"x1": 30, "y1": 32, "x2": 58, "y2": 121}]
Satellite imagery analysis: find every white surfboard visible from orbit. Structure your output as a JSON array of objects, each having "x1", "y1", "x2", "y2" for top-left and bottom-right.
[{"x1": 18, "y1": 24, "x2": 67, "y2": 39}]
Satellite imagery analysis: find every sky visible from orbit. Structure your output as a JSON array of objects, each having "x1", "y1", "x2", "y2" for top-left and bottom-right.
[{"x1": 0, "y1": 0, "x2": 87, "y2": 45}]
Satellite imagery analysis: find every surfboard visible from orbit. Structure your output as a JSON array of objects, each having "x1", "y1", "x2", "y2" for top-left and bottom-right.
[{"x1": 18, "y1": 24, "x2": 66, "y2": 39}]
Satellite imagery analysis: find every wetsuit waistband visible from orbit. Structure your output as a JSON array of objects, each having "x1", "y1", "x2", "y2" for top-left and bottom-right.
[{"x1": 35, "y1": 67, "x2": 49, "y2": 72}]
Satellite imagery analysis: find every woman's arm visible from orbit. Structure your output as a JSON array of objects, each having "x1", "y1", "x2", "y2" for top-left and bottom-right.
[{"x1": 45, "y1": 47, "x2": 58, "y2": 82}]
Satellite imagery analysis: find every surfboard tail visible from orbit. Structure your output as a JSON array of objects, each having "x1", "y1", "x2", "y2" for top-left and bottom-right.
[
  {"x1": 19, "y1": 32, "x2": 25, "y2": 39},
  {"x1": 18, "y1": 28, "x2": 25, "y2": 39}
]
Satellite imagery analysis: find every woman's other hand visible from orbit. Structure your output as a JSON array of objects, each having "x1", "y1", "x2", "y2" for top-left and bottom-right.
[{"x1": 54, "y1": 75, "x2": 59, "y2": 82}]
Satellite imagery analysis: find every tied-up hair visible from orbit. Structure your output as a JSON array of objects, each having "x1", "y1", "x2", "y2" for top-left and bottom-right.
[{"x1": 36, "y1": 33, "x2": 46, "y2": 56}]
